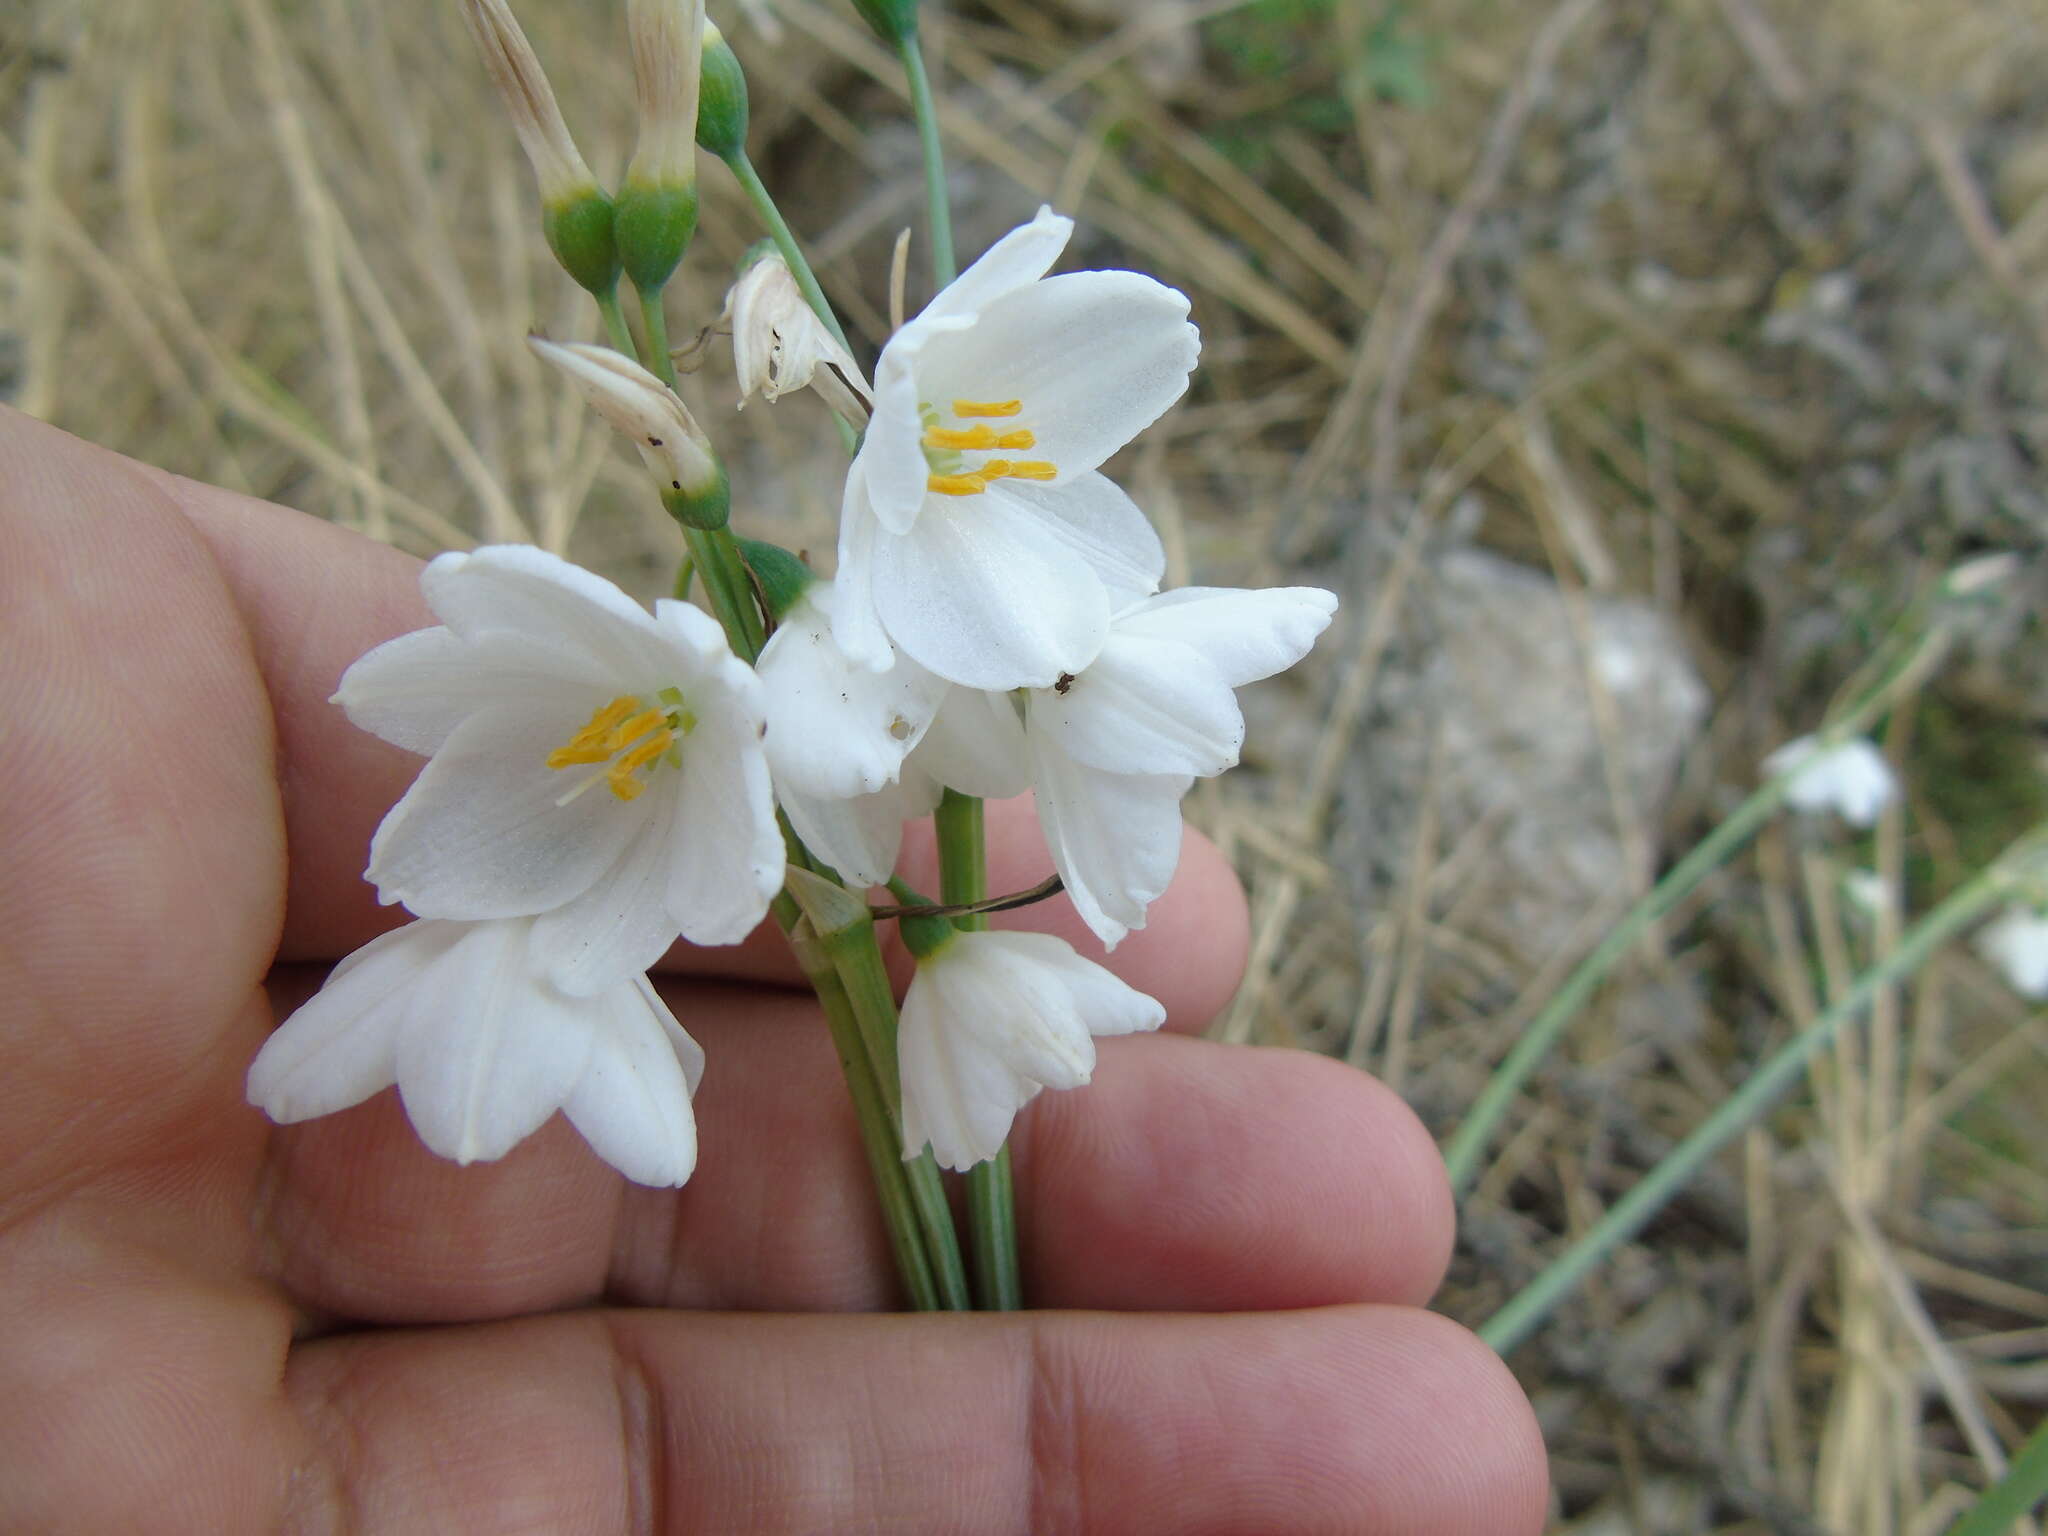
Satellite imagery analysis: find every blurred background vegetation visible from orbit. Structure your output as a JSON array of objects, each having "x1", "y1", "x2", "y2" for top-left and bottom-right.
[{"x1": 5, "y1": 0, "x2": 2046, "y2": 1529}]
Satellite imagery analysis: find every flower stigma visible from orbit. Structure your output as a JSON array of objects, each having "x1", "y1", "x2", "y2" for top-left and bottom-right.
[
  {"x1": 921, "y1": 399, "x2": 1057, "y2": 496},
  {"x1": 546, "y1": 688, "x2": 696, "y2": 804}
]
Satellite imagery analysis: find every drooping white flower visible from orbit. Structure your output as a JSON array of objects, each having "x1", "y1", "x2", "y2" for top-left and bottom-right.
[
  {"x1": 247, "y1": 917, "x2": 705, "y2": 1186},
  {"x1": 1977, "y1": 904, "x2": 2048, "y2": 999},
  {"x1": 898, "y1": 929, "x2": 1165, "y2": 1171},
  {"x1": 832, "y1": 205, "x2": 1195, "y2": 691},
  {"x1": 1764, "y1": 734, "x2": 1896, "y2": 827},
  {"x1": 724, "y1": 252, "x2": 871, "y2": 422},
  {"x1": 1024, "y1": 584, "x2": 1337, "y2": 946},
  {"x1": 338, "y1": 545, "x2": 783, "y2": 994}
]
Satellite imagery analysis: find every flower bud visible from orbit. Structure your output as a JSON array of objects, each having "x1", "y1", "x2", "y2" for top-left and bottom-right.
[
  {"x1": 527, "y1": 337, "x2": 724, "y2": 521},
  {"x1": 723, "y1": 248, "x2": 871, "y2": 422},
  {"x1": 735, "y1": 538, "x2": 816, "y2": 624},
  {"x1": 458, "y1": 0, "x2": 620, "y2": 295},
  {"x1": 695, "y1": 22, "x2": 750, "y2": 163},
  {"x1": 848, "y1": 0, "x2": 919, "y2": 46},
  {"x1": 617, "y1": 0, "x2": 704, "y2": 293}
]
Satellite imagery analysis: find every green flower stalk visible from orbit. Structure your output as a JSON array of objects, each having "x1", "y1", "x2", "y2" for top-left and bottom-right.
[
  {"x1": 458, "y1": 0, "x2": 619, "y2": 299},
  {"x1": 849, "y1": 0, "x2": 920, "y2": 46}
]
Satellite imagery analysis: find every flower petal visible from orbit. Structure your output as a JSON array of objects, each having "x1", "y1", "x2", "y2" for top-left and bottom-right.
[
  {"x1": 870, "y1": 490, "x2": 1109, "y2": 690},
  {"x1": 366, "y1": 702, "x2": 645, "y2": 919},
  {"x1": 856, "y1": 347, "x2": 933, "y2": 536},
  {"x1": 664, "y1": 684, "x2": 784, "y2": 945},
  {"x1": 830, "y1": 465, "x2": 895, "y2": 673},
  {"x1": 245, "y1": 921, "x2": 463, "y2": 1122},
  {"x1": 1978, "y1": 907, "x2": 2048, "y2": 999},
  {"x1": 910, "y1": 687, "x2": 1031, "y2": 800},
  {"x1": 1109, "y1": 585, "x2": 1338, "y2": 687},
  {"x1": 421, "y1": 545, "x2": 670, "y2": 678},
  {"x1": 1765, "y1": 735, "x2": 1897, "y2": 827},
  {"x1": 917, "y1": 206, "x2": 1073, "y2": 327},
  {"x1": 529, "y1": 774, "x2": 689, "y2": 995},
  {"x1": 336, "y1": 626, "x2": 608, "y2": 756},
  {"x1": 1036, "y1": 633, "x2": 1243, "y2": 778},
  {"x1": 778, "y1": 771, "x2": 937, "y2": 889},
  {"x1": 986, "y1": 931, "x2": 1167, "y2": 1037},
  {"x1": 1028, "y1": 729, "x2": 1190, "y2": 949},
  {"x1": 393, "y1": 920, "x2": 597, "y2": 1165},
  {"x1": 559, "y1": 979, "x2": 701, "y2": 1186},
  {"x1": 983, "y1": 473, "x2": 1164, "y2": 610},
  {"x1": 914, "y1": 269, "x2": 1198, "y2": 481},
  {"x1": 758, "y1": 587, "x2": 948, "y2": 798}
]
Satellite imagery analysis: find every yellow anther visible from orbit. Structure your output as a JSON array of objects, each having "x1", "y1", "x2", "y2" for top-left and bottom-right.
[
  {"x1": 924, "y1": 425, "x2": 1000, "y2": 450},
  {"x1": 994, "y1": 429, "x2": 1036, "y2": 449},
  {"x1": 557, "y1": 696, "x2": 638, "y2": 754},
  {"x1": 611, "y1": 709, "x2": 667, "y2": 750},
  {"x1": 927, "y1": 472, "x2": 990, "y2": 496},
  {"x1": 547, "y1": 743, "x2": 616, "y2": 769},
  {"x1": 606, "y1": 773, "x2": 647, "y2": 802},
  {"x1": 978, "y1": 459, "x2": 1014, "y2": 478},
  {"x1": 999, "y1": 460, "x2": 1057, "y2": 481},
  {"x1": 604, "y1": 728, "x2": 675, "y2": 801},
  {"x1": 952, "y1": 398, "x2": 1023, "y2": 418}
]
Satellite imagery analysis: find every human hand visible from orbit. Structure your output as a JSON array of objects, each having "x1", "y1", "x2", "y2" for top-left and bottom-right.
[{"x1": 0, "y1": 407, "x2": 1545, "y2": 1533}]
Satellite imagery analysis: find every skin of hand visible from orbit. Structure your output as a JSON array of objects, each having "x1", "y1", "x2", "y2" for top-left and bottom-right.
[{"x1": 0, "y1": 406, "x2": 1547, "y2": 1534}]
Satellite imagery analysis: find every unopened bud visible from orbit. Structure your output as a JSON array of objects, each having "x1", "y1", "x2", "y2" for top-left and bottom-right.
[
  {"x1": 736, "y1": 538, "x2": 816, "y2": 623},
  {"x1": 617, "y1": 0, "x2": 704, "y2": 293},
  {"x1": 723, "y1": 248, "x2": 871, "y2": 423},
  {"x1": 695, "y1": 22, "x2": 750, "y2": 163},
  {"x1": 459, "y1": 0, "x2": 619, "y2": 295},
  {"x1": 849, "y1": 0, "x2": 919, "y2": 46},
  {"x1": 528, "y1": 337, "x2": 723, "y2": 519}
]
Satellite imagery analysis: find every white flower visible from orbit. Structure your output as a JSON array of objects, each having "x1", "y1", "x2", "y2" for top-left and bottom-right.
[
  {"x1": 1978, "y1": 905, "x2": 2048, "y2": 999},
  {"x1": 338, "y1": 545, "x2": 783, "y2": 994},
  {"x1": 1765, "y1": 734, "x2": 1896, "y2": 827},
  {"x1": 832, "y1": 205, "x2": 1196, "y2": 691},
  {"x1": 528, "y1": 339, "x2": 723, "y2": 503},
  {"x1": 247, "y1": 918, "x2": 705, "y2": 1186},
  {"x1": 1024, "y1": 584, "x2": 1337, "y2": 946},
  {"x1": 898, "y1": 929, "x2": 1165, "y2": 1171},
  {"x1": 724, "y1": 253, "x2": 871, "y2": 422}
]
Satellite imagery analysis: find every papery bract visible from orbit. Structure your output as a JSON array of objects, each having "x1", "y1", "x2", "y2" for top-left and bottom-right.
[
  {"x1": 247, "y1": 917, "x2": 705, "y2": 1186},
  {"x1": 832, "y1": 206, "x2": 1191, "y2": 690},
  {"x1": 338, "y1": 545, "x2": 782, "y2": 994},
  {"x1": 1764, "y1": 734, "x2": 1896, "y2": 828},
  {"x1": 898, "y1": 929, "x2": 1164, "y2": 1171}
]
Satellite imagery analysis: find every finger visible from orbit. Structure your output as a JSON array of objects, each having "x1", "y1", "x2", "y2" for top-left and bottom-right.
[
  {"x1": 285, "y1": 1305, "x2": 1547, "y2": 1536},
  {"x1": 260, "y1": 996, "x2": 1451, "y2": 1324}
]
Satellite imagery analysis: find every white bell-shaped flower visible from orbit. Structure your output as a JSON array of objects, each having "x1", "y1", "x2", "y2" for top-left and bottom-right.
[
  {"x1": 1977, "y1": 904, "x2": 2048, "y2": 999},
  {"x1": 832, "y1": 206, "x2": 1192, "y2": 691},
  {"x1": 247, "y1": 917, "x2": 705, "y2": 1186},
  {"x1": 1764, "y1": 734, "x2": 1896, "y2": 828},
  {"x1": 1024, "y1": 584, "x2": 1337, "y2": 946},
  {"x1": 338, "y1": 545, "x2": 783, "y2": 994},
  {"x1": 898, "y1": 929, "x2": 1165, "y2": 1172}
]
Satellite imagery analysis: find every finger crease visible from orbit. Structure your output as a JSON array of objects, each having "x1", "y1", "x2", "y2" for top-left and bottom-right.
[
  {"x1": 605, "y1": 1316, "x2": 668, "y2": 1536},
  {"x1": 1023, "y1": 1321, "x2": 1088, "y2": 1533}
]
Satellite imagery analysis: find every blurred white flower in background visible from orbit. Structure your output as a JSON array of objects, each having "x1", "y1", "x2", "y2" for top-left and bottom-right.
[{"x1": 1764, "y1": 734, "x2": 1896, "y2": 828}]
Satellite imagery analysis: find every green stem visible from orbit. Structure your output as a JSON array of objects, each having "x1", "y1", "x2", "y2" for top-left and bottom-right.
[
  {"x1": 782, "y1": 907, "x2": 940, "y2": 1312},
  {"x1": 723, "y1": 150, "x2": 854, "y2": 356},
  {"x1": 1477, "y1": 831, "x2": 2040, "y2": 1357},
  {"x1": 1442, "y1": 620, "x2": 1957, "y2": 1195},
  {"x1": 934, "y1": 789, "x2": 1022, "y2": 1309},
  {"x1": 638, "y1": 286, "x2": 677, "y2": 389},
  {"x1": 1947, "y1": 1416, "x2": 2048, "y2": 1536},
  {"x1": 594, "y1": 284, "x2": 636, "y2": 358},
  {"x1": 677, "y1": 524, "x2": 766, "y2": 660},
  {"x1": 899, "y1": 34, "x2": 956, "y2": 287}
]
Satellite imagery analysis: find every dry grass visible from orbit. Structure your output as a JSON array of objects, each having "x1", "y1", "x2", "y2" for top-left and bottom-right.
[{"x1": 6, "y1": 0, "x2": 2048, "y2": 1529}]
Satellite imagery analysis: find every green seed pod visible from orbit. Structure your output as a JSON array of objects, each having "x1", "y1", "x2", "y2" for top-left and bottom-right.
[
  {"x1": 541, "y1": 190, "x2": 622, "y2": 298},
  {"x1": 735, "y1": 538, "x2": 816, "y2": 623},
  {"x1": 614, "y1": 180, "x2": 699, "y2": 294},
  {"x1": 849, "y1": 0, "x2": 919, "y2": 46},
  {"x1": 661, "y1": 459, "x2": 731, "y2": 532},
  {"x1": 695, "y1": 23, "x2": 750, "y2": 162}
]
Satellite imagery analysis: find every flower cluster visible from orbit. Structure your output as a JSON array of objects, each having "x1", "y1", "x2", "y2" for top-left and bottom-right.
[{"x1": 247, "y1": 209, "x2": 1335, "y2": 1186}]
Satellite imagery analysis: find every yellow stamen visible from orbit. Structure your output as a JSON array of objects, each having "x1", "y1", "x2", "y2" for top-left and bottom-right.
[
  {"x1": 923, "y1": 424, "x2": 1000, "y2": 450},
  {"x1": 994, "y1": 429, "x2": 1036, "y2": 449},
  {"x1": 927, "y1": 472, "x2": 990, "y2": 496},
  {"x1": 604, "y1": 728, "x2": 675, "y2": 799},
  {"x1": 996, "y1": 460, "x2": 1057, "y2": 481},
  {"x1": 548, "y1": 696, "x2": 641, "y2": 768},
  {"x1": 611, "y1": 708, "x2": 667, "y2": 749},
  {"x1": 952, "y1": 398, "x2": 1022, "y2": 418}
]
